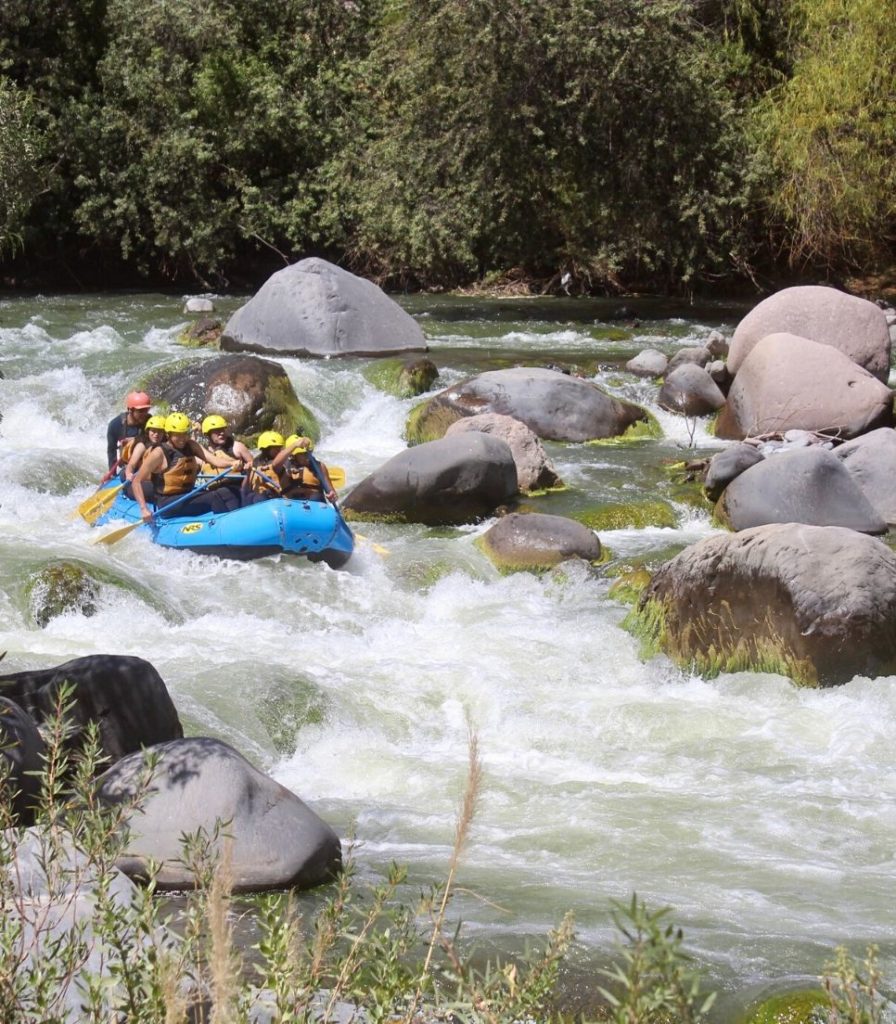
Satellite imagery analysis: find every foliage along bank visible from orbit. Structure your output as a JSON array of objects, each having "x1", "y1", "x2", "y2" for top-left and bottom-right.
[{"x1": 0, "y1": 0, "x2": 893, "y2": 293}]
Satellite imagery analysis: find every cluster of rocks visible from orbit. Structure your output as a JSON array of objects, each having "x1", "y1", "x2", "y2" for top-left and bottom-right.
[
  {"x1": 625, "y1": 285, "x2": 896, "y2": 686},
  {"x1": 0, "y1": 655, "x2": 341, "y2": 891}
]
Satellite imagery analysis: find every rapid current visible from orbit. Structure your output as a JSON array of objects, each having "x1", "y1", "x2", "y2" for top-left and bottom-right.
[{"x1": 1, "y1": 291, "x2": 894, "y2": 1017}]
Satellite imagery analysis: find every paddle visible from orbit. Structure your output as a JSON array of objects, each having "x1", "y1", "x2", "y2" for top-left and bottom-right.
[
  {"x1": 307, "y1": 454, "x2": 388, "y2": 557},
  {"x1": 91, "y1": 467, "x2": 234, "y2": 546},
  {"x1": 71, "y1": 460, "x2": 123, "y2": 523}
]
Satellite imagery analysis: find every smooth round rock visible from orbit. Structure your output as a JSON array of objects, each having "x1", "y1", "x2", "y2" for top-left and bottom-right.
[
  {"x1": 658, "y1": 363, "x2": 725, "y2": 417},
  {"x1": 479, "y1": 513, "x2": 601, "y2": 572},
  {"x1": 445, "y1": 413, "x2": 561, "y2": 492}
]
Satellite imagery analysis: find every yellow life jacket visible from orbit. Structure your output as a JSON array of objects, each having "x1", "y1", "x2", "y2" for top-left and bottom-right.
[
  {"x1": 283, "y1": 463, "x2": 324, "y2": 498},
  {"x1": 200, "y1": 438, "x2": 241, "y2": 477},
  {"x1": 154, "y1": 445, "x2": 199, "y2": 496},
  {"x1": 119, "y1": 436, "x2": 138, "y2": 465},
  {"x1": 248, "y1": 461, "x2": 282, "y2": 495}
]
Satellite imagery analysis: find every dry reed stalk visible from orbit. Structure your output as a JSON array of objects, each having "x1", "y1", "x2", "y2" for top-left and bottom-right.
[{"x1": 208, "y1": 840, "x2": 240, "y2": 1024}]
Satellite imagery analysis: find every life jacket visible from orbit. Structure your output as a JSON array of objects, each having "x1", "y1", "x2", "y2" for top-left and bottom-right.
[
  {"x1": 200, "y1": 437, "x2": 241, "y2": 476},
  {"x1": 153, "y1": 443, "x2": 200, "y2": 496},
  {"x1": 248, "y1": 459, "x2": 283, "y2": 496},
  {"x1": 282, "y1": 462, "x2": 324, "y2": 499},
  {"x1": 119, "y1": 437, "x2": 138, "y2": 465}
]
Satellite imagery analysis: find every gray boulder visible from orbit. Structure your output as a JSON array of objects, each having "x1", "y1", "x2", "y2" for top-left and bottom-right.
[
  {"x1": 631, "y1": 523, "x2": 896, "y2": 686},
  {"x1": 658, "y1": 364, "x2": 726, "y2": 417},
  {"x1": 26, "y1": 560, "x2": 99, "y2": 628},
  {"x1": 145, "y1": 352, "x2": 319, "y2": 441},
  {"x1": 407, "y1": 367, "x2": 651, "y2": 444},
  {"x1": 0, "y1": 655, "x2": 183, "y2": 768},
  {"x1": 715, "y1": 333, "x2": 893, "y2": 440},
  {"x1": 716, "y1": 447, "x2": 887, "y2": 534},
  {"x1": 728, "y1": 285, "x2": 891, "y2": 381},
  {"x1": 625, "y1": 348, "x2": 668, "y2": 378},
  {"x1": 222, "y1": 258, "x2": 427, "y2": 357},
  {"x1": 666, "y1": 346, "x2": 711, "y2": 373},
  {"x1": 478, "y1": 513, "x2": 601, "y2": 572},
  {"x1": 445, "y1": 413, "x2": 561, "y2": 492},
  {"x1": 0, "y1": 697, "x2": 45, "y2": 822},
  {"x1": 343, "y1": 432, "x2": 518, "y2": 525},
  {"x1": 183, "y1": 296, "x2": 215, "y2": 314},
  {"x1": 834, "y1": 427, "x2": 896, "y2": 524},
  {"x1": 703, "y1": 443, "x2": 764, "y2": 502},
  {"x1": 97, "y1": 737, "x2": 341, "y2": 892},
  {"x1": 706, "y1": 330, "x2": 729, "y2": 358}
]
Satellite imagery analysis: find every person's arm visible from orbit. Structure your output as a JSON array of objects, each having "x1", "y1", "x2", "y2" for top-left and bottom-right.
[
  {"x1": 124, "y1": 442, "x2": 147, "y2": 482},
  {"x1": 106, "y1": 414, "x2": 122, "y2": 467},
  {"x1": 193, "y1": 440, "x2": 242, "y2": 470},
  {"x1": 315, "y1": 461, "x2": 337, "y2": 503},
  {"x1": 272, "y1": 436, "x2": 310, "y2": 469},
  {"x1": 233, "y1": 440, "x2": 254, "y2": 467},
  {"x1": 132, "y1": 449, "x2": 163, "y2": 522}
]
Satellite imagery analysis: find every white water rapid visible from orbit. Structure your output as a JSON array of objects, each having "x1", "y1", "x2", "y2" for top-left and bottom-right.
[{"x1": 1, "y1": 292, "x2": 894, "y2": 1017}]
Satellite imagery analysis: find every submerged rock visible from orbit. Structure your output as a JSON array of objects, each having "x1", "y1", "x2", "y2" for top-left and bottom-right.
[
  {"x1": 364, "y1": 356, "x2": 439, "y2": 397},
  {"x1": 478, "y1": 512, "x2": 601, "y2": 572},
  {"x1": 26, "y1": 560, "x2": 99, "y2": 628},
  {"x1": 628, "y1": 523, "x2": 896, "y2": 686}
]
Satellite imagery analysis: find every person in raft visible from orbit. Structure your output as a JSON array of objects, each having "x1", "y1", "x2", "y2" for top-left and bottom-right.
[
  {"x1": 199, "y1": 414, "x2": 254, "y2": 496},
  {"x1": 130, "y1": 412, "x2": 245, "y2": 521},
  {"x1": 121, "y1": 415, "x2": 168, "y2": 485},
  {"x1": 241, "y1": 431, "x2": 287, "y2": 505},
  {"x1": 106, "y1": 390, "x2": 152, "y2": 469},
  {"x1": 273, "y1": 435, "x2": 337, "y2": 503}
]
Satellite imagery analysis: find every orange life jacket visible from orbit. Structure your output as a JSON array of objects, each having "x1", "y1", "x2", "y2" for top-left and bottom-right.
[
  {"x1": 200, "y1": 437, "x2": 241, "y2": 477},
  {"x1": 283, "y1": 462, "x2": 325, "y2": 498},
  {"x1": 248, "y1": 460, "x2": 283, "y2": 495},
  {"x1": 153, "y1": 444, "x2": 199, "y2": 496}
]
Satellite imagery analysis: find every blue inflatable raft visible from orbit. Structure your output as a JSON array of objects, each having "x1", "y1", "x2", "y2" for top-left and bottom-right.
[{"x1": 94, "y1": 488, "x2": 354, "y2": 567}]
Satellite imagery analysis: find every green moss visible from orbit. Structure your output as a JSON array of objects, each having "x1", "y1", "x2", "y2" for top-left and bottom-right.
[
  {"x1": 623, "y1": 596, "x2": 819, "y2": 686},
  {"x1": 342, "y1": 508, "x2": 409, "y2": 525},
  {"x1": 365, "y1": 358, "x2": 438, "y2": 398},
  {"x1": 591, "y1": 326, "x2": 631, "y2": 341},
  {"x1": 262, "y1": 376, "x2": 320, "y2": 443},
  {"x1": 608, "y1": 567, "x2": 652, "y2": 605},
  {"x1": 398, "y1": 559, "x2": 455, "y2": 589},
  {"x1": 364, "y1": 358, "x2": 407, "y2": 396},
  {"x1": 575, "y1": 500, "x2": 678, "y2": 531},
  {"x1": 740, "y1": 989, "x2": 830, "y2": 1024},
  {"x1": 585, "y1": 409, "x2": 663, "y2": 443},
  {"x1": 405, "y1": 399, "x2": 463, "y2": 445}
]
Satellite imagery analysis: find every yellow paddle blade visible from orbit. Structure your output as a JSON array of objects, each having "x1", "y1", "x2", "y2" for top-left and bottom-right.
[
  {"x1": 74, "y1": 484, "x2": 123, "y2": 524},
  {"x1": 91, "y1": 519, "x2": 142, "y2": 546},
  {"x1": 328, "y1": 465, "x2": 346, "y2": 489},
  {"x1": 354, "y1": 531, "x2": 390, "y2": 557}
]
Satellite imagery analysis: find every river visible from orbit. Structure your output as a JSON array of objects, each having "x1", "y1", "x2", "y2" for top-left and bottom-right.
[{"x1": 1, "y1": 290, "x2": 894, "y2": 1018}]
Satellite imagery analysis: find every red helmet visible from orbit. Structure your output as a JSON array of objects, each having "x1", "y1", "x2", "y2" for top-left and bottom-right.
[{"x1": 126, "y1": 391, "x2": 151, "y2": 410}]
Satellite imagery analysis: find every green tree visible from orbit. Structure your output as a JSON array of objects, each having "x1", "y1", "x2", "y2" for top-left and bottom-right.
[
  {"x1": 755, "y1": 0, "x2": 896, "y2": 270},
  {"x1": 328, "y1": 0, "x2": 756, "y2": 291},
  {"x1": 0, "y1": 77, "x2": 42, "y2": 254}
]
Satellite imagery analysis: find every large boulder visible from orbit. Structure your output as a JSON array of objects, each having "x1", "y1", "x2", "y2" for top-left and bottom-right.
[
  {"x1": 716, "y1": 447, "x2": 887, "y2": 534},
  {"x1": 666, "y1": 346, "x2": 711, "y2": 373},
  {"x1": 715, "y1": 333, "x2": 893, "y2": 440},
  {"x1": 145, "y1": 353, "x2": 319, "y2": 441},
  {"x1": 0, "y1": 697, "x2": 45, "y2": 822},
  {"x1": 703, "y1": 443, "x2": 764, "y2": 502},
  {"x1": 445, "y1": 413, "x2": 561, "y2": 492},
  {"x1": 222, "y1": 258, "x2": 427, "y2": 357},
  {"x1": 477, "y1": 513, "x2": 601, "y2": 572},
  {"x1": 407, "y1": 367, "x2": 651, "y2": 444},
  {"x1": 0, "y1": 655, "x2": 183, "y2": 768},
  {"x1": 728, "y1": 285, "x2": 892, "y2": 381},
  {"x1": 834, "y1": 427, "x2": 896, "y2": 524},
  {"x1": 97, "y1": 737, "x2": 341, "y2": 892},
  {"x1": 343, "y1": 432, "x2": 518, "y2": 525},
  {"x1": 630, "y1": 523, "x2": 896, "y2": 686},
  {"x1": 658, "y1": 364, "x2": 725, "y2": 417}
]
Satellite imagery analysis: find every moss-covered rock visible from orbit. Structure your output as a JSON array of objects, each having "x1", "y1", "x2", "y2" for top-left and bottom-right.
[
  {"x1": 476, "y1": 512, "x2": 602, "y2": 574},
  {"x1": 574, "y1": 500, "x2": 678, "y2": 531},
  {"x1": 176, "y1": 317, "x2": 223, "y2": 348},
  {"x1": 406, "y1": 395, "x2": 466, "y2": 445},
  {"x1": 365, "y1": 357, "x2": 439, "y2": 398},
  {"x1": 607, "y1": 567, "x2": 652, "y2": 605},
  {"x1": 740, "y1": 989, "x2": 830, "y2": 1024},
  {"x1": 26, "y1": 561, "x2": 100, "y2": 628},
  {"x1": 256, "y1": 678, "x2": 328, "y2": 758},
  {"x1": 586, "y1": 411, "x2": 663, "y2": 442}
]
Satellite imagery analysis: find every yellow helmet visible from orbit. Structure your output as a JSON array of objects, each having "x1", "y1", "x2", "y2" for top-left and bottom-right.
[
  {"x1": 146, "y1": 415, "x2": 167, "y2": 431},
  {"x1": 164, "y1": 412, "x2": 192, "y2": 435},
  {"x1": 257, "y1": 430, "x2": 284, "y2": 450},
  {"x1": 284, "y1": 434, "x2": 313, "y2": 454},
  {"x1": 202, "y1": 414, "x2": 228, "y2": 434}
]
